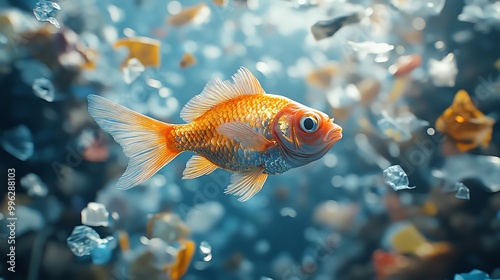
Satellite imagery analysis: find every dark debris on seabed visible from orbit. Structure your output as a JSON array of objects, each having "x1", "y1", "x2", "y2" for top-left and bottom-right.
[{"x1": 1, "y1": 0, "x2": 500, "y2": 280}]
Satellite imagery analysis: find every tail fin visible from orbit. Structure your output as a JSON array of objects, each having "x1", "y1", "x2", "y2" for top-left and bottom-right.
[{"x1": 87, "y1": 94, "x2": 180, "y2": 189}]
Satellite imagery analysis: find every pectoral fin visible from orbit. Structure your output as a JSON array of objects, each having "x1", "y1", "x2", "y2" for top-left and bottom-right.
[
  {"x1": 217, "y1": 122, "x2": 273, "y2": 152},
  {"x1": 182, "y1": 155, "x2": 218, "y2": 179},
  {"x1": 225, "y1": 168, "x2": 268, "y2": 202}
]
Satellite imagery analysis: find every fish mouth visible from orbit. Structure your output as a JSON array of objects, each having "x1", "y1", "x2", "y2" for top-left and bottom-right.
[{"x1": 324, "y1": 122, "x2": 343, "y2": 143}]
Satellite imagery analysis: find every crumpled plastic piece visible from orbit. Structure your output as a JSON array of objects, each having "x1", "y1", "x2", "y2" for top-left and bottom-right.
[
  {"x1": 428, "y1": 53, "x2": 458, "y2": 87},
  {"x1": 383, "y1": 165, "x2": 415, "y2": 191},
  {"x1": 435, "y1": 90, "x2": 495, "y2": 152},
  {"x1": 33, "y1": 0, "x2": 61, "y2": 28},
  {"x1": 455, "y1": 182, "x2": 471, "y2": 200},
  {"x1": 113, "y1": 37, "x2": 161, "y2": 69},
  {"x1": 66, "y1": 225, "x2": 103, "y2": 257},
  {"x1": 454, "y1": 269, "x2": 500, "y2": 280}
]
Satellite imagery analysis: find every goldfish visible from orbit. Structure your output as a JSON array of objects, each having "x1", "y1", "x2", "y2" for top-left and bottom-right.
[{"x1": 87, "y1": 67, "x2": 343, "y2": 201}]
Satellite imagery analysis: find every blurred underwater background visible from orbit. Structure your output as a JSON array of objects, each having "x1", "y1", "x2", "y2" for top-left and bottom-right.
[{"x1": 1, "y1": 0, "x2": 500, "y2": 279}]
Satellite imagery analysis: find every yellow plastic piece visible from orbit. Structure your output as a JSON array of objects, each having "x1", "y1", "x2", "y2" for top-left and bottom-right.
[
  {"x1": 114, "y1": 37, "x2": 161, "y2": 68},
  {"x1": 179, "y1": 53, "x2": 197, "y2": 68},
  {"x1": 391, "y1": 224, "x2": 428, "y2": 254}
]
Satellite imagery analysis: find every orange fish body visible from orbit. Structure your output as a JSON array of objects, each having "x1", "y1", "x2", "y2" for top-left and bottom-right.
[{"x1": 88, "y1": 67, "x2": 342, "y2": 201}]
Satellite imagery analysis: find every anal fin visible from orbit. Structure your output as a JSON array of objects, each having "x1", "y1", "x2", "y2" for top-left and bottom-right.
[
  {"x1": 182, "y1": 155, "x2": 218, "y2": 179},
  {"x1": 225, "y1": 168, "x2": 268, "y2": 202}
]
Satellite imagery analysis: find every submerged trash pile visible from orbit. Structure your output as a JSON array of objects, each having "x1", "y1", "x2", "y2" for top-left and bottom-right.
[{"x1": 1, "y1": 0, "x2": 499, "y2": 279}]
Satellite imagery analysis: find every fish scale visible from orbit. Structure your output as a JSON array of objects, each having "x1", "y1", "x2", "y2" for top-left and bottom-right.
[{"x1": 171, "y1": 94, "x2": 291, "y2": 172}]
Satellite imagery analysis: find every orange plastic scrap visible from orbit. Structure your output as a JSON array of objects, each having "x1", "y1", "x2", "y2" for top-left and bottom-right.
[
  {"x1": 212, "y1": 0, "x2": 227, "y2": 6},
  {"x1": 389, "y1": 54, "x2": 422, "y2": 78},
  {"x1": 179, "y1": 53, "x2": 197, "y2": 68},
  {"x1": 118, "y1": 230, "x2": 131, "y2": 252},
  {"x1": 165, "y1": 240, "x2": 195, "y2": 280},
  {"x1": 167, "y1": 3, "x2": 209, "y2": 26},
  {"x1": 436, "y1": 90, "x2": 495, "y2": 152},
  {"x1": 113, "y1": 37, "x2": 161, "y2": 68},
  {"x1": 372, "y1": 249, "x2": 407, "y2": 279}
]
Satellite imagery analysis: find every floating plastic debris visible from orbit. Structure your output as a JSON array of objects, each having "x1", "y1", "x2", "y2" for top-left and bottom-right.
[
  {"x1": 459, "y1": 1, "x2": 500, "y2": 32},
  {"x1": 310, "y1": 12, "x2": 363, "y2": 41},
  {"x1": 377, "y1": 115, "x2": 412, "y2": 142},
  {"x1": 372, "y1": 249, "x2": 402, "y2": 279},
  {"x1": 185, "y1": 202, "x2": 225, "y2": 233},
  {"x1": 167, "y1": 3, "x2": 210, "y2": 26},
  {"x1": 428, "y1": 53, "x2": 458, "y2": 87},
  {"x1": 200, "y1": 241, "x2": 213, "y2": 262},
  {"x1": 435, "y1": 90, "x2": 495, "y2": 152},
  {"x1": 455, "y1": 182, "x2": 470, "y2": 200},
  {"x1": 454, "y1": 269, "x2": 497, "y2": 280},
  {"x1": 33, "y1": 1, "x2": 61, "y2": 28},
  {"x1": 81, "y1": 202, "x2": 110, "y2": 227},
  {"x1": 388, "y1": 223, "x2": 428, "y2": 254},
  {"x1": 383, "y1": 165, "x2": 415, "y2": 191},
  {"x1": 280, "y1": 207, "x2": 297, "y2": 218},
  {"x1": 90, "y1": 239, "x2": 113, "y2": 265},
  {"x1": 390, "y1": 0, "x2": 446, "y2": 17},
  {"x1": 66, "y1": 225, "x2": 102, "y2": 257},
  {"x1": 305, "y1": 63, "x2": 339, "y2": 89},
  {"x1": 436, "y1": 154, "x2": 500, "y2": 192},
  {"x1": 32, "y1": 77, "x2": 55, "y2": 102},
  {"x1": 313, "y1": 200, "x2": 358, "y2": 231},
  {"x1": 1, "y1": 125, "x2": 34, "y2": 161},
  {"x1": 326, "y1": 84, "x2": 361, "y2": 115},
  {"x1": 147, "y1": 212, "x2": 190, "y2": 243},
  {"x1": 20, "y1": 173, "x2": 48, "y2": 197},
  {"x1": 347, "y1": 41, "x2": 394, "y2": 62},
  {"x1": 114, "y1": 37, "x2": 161, "y2": 69},
  {"x1": 77, "y1": 129, "x2": 109, "y2": 162},
  {"x1": 348, "y1": 41, "x2": 395, "y2": 55},
  {"x1": 165, "y1": 240, "x2": 195, "y2": 279},
  {"x1": 147, "y1": 238, "x2": 178, "y2": 269},
  {"x1": 358, "y1": 79, "x2": 381, "y2": 107},
  {"x1": 179, "y1": 53, "x2": 197, "y2": 68},
  {"x1": 389, "y1": 54, "x2": 423, "y2": 77},
  {"x1": 122, "y1": 58, "x2": 145, "y2": 84},
  {"x1": 212, "y1": 0, "x2": 227, "y2": 7},
  {"x1": 378, "y1": 111, "x2": 430, "y2": 142}
]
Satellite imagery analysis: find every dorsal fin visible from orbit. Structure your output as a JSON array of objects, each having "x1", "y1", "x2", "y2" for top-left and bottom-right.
[{"x1": 180, "y1": 67, "x2": 265, "y2": 122}]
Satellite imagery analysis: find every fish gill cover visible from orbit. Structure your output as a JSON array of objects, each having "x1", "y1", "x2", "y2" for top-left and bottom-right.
[{"x1": 0, "y1": 0, "x2": 500, "y2": 280}]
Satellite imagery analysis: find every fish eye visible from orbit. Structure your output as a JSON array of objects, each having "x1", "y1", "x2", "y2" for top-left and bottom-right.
[{"x1": 299, "y1": 115, "x2": 319, "y2": 133}]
